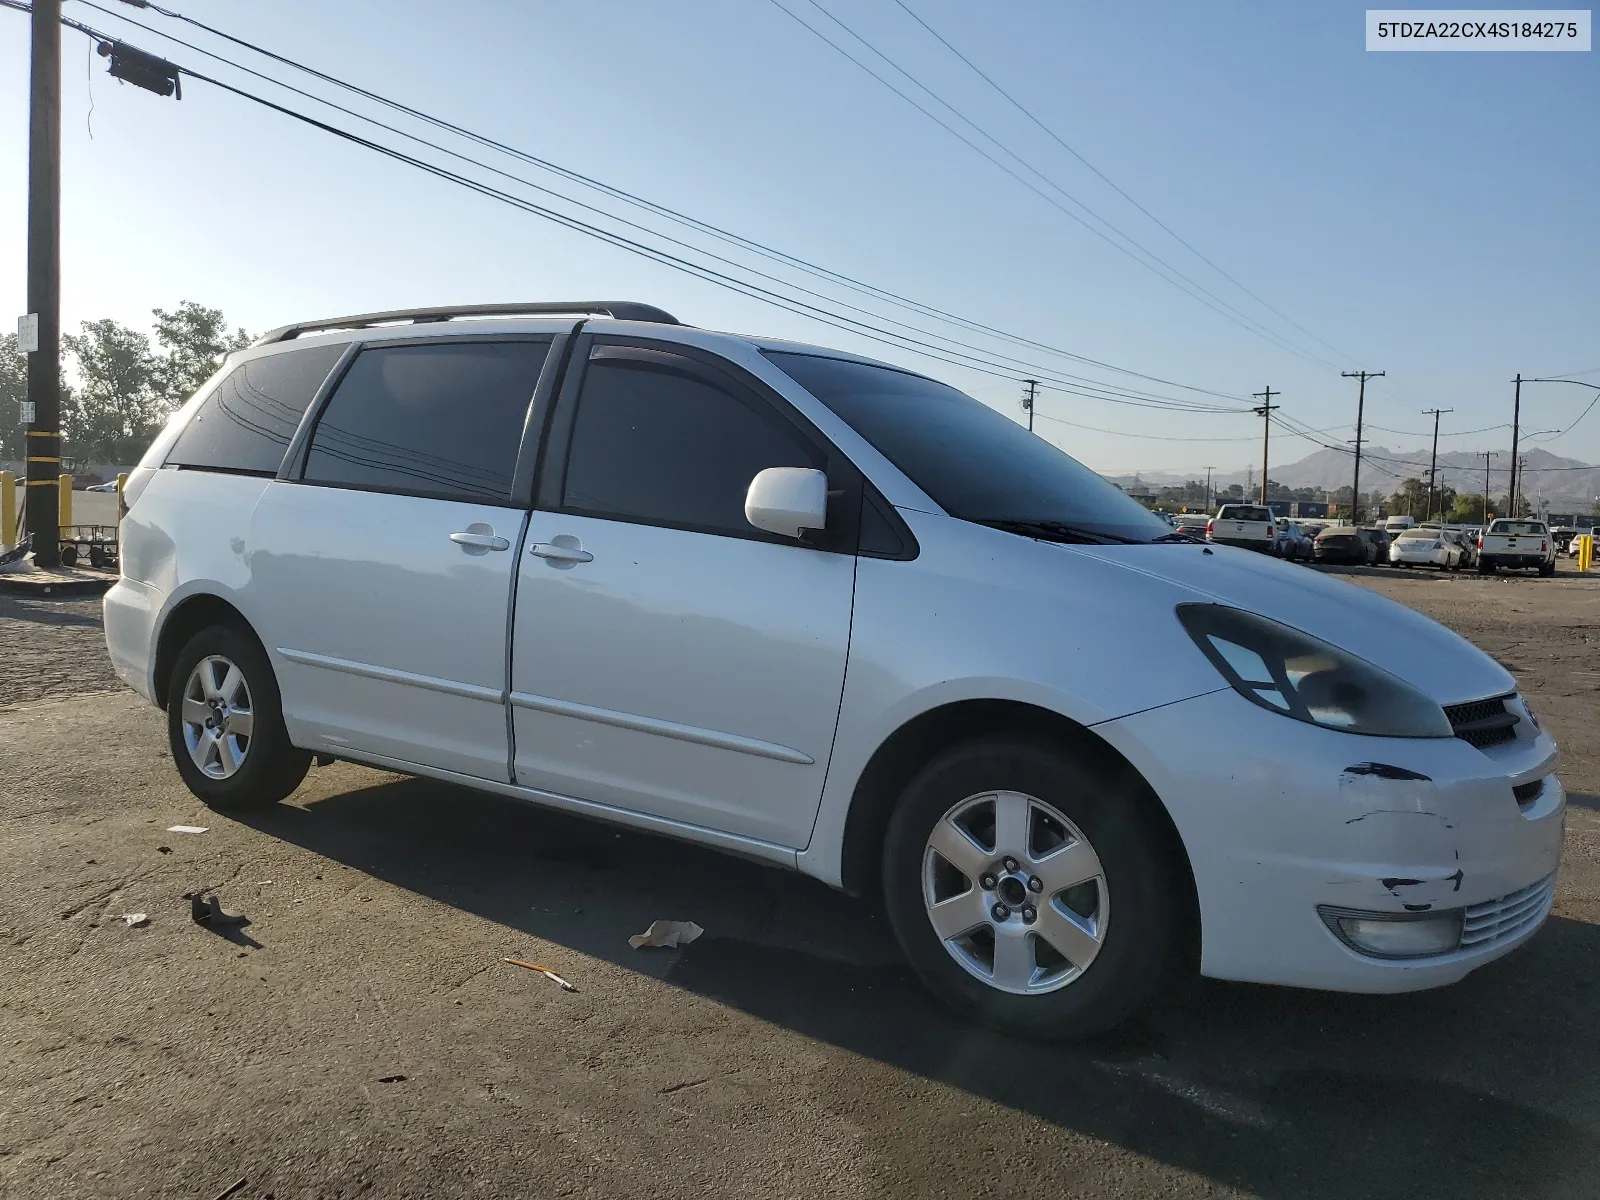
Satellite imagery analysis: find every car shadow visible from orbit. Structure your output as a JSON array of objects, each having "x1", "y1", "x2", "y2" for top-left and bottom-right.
[{"x1": 246, "y1": 774, "x2": 1597, "y2": 1200}]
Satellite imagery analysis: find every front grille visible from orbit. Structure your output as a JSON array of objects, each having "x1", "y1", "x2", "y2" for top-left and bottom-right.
[
  {"x1": 1460, "y1": 875, "x2": 1555, "y2": 949},
  {"x1": 1444, "y1": 695, "x2": 1521, "y2": 749}
]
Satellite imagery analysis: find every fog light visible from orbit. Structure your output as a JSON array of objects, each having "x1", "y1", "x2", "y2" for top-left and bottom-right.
[{"x1": 1318, "y1": 906, "x2": 1464, "y2": 959}]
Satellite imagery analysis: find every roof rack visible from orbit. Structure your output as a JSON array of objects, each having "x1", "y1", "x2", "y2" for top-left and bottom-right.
[{"x1": 251, "y1": 301, "x2": 679, "y2": 346}]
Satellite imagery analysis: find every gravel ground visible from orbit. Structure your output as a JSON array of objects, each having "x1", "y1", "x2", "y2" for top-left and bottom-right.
[
  {"x1": 0, "y1": 594, "x2": 121, "y2": 709},
  {"x1": 0, "y1": 566, "x2": 1596, "y2": 1199}
]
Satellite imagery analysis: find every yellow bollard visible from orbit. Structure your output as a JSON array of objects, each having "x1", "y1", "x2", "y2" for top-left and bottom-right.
[
  {"x1": 1579, "y1": 534, "x2": 1594, "y2": 574},
  {"x1": 0, "y1": 470, "x2": 14, "y2": 548},
  {"x1": 58, "y1": 473, "x2": 72, "y2": 533}
]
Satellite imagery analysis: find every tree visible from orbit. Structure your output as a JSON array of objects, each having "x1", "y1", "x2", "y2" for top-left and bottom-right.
[
  {"x1": 1450, "y1": 493, "x2": 1486, "y2": 523},
  {"x1": 152, "y1": 301, "x2": 250, "y2": 410},
  {"x1": 62, "y1": 319, "x2": 160, "y2": 464},
  {"x1": 0, "y1": 334, "x2": 23, "y2": 460}
]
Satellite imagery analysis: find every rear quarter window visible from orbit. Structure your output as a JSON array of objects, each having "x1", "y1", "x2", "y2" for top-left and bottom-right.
[{"x1": 166, "y1": 344, "x2": 345, "y2": 475}]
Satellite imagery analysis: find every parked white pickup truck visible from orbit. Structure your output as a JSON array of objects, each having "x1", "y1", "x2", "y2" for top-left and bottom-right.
[
  {"x1": 1477, "y1": 519, "x2": 1556, "y2": 576},
  {"x1": 1207, "y1": 503, "x2": 1275, "y2": 552}
]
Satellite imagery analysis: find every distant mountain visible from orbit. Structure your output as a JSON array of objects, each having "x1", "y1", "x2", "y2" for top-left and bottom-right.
[{"x1": 1111, "y1": 446, "x2": 1599, "y2": 510}]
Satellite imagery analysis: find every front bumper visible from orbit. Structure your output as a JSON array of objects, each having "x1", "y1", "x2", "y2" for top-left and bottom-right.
[{"x1": 1094, "y1": 688, "x2": 1564, "y2": 993}]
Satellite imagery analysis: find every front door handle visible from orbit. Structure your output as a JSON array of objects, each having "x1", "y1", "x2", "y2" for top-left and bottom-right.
[
  {"x1": 450, "y1": 527, "x2": 510, "y2": 553},
  {"x1": 529, "y1": 538, "x2": 594, "y2": 565}
]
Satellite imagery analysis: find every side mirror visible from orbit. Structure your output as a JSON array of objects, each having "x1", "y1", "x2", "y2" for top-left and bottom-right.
[{"x1": 745, "y1": 467, "x2": 828, "y2": 539}]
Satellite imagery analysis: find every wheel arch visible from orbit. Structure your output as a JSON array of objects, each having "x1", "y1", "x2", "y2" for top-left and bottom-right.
[
  {"x1": 836, "y1": 699, "x2": 1198, "y2": 943},
  {"x1": 152, "y1": 592, "x2": 262, "y2": 710}
]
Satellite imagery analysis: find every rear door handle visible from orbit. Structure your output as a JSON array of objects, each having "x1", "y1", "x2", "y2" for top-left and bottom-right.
[
  {"x1": 529, "y1": 540, "x2": 593, "y2": 564},
  {"x1": 450, "y1": 529, "x2": 510, "y2": 552}
]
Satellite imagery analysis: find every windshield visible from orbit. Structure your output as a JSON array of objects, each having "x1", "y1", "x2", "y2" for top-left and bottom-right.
[
  {"x1": 1218, "y1": 505, "x2": 1271, "y2": 522},
  {"x1": 766, "y1": 352, "x2": 1173, "y2": 543},
  {"x1": 1489, "y1": 520, "x2": 1547, "y2": 535}
]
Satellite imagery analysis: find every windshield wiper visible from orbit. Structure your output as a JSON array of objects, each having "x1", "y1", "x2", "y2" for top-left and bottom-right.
[
  {"x1": 1151, "y1": 531, "x2": 1202, "y2": 543},
  {"x1": 975, "y1": 519, "x2": 1139, "y2": 545}
]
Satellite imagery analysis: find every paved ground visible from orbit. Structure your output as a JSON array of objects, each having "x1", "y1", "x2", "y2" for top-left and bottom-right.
[{"x1": 1, "y1": 566, "x2": 1597, "y2": 1199}]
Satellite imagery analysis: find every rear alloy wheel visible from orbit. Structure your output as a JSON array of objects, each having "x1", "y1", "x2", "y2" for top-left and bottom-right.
[
  {"x1": 882, "y1": 738, "x2": 1183, "y2": 1039},
  {"x1": 167, "y1": 624, "x2": 309, "y2": 810}
]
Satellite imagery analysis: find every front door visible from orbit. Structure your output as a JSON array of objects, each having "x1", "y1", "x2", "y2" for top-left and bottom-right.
[
  {"x1": 508, "y1": 342, "x2": 856, "y2": 848},
  {"x1": 249, "y1": 336, "x2": 552, "y2": 780}
]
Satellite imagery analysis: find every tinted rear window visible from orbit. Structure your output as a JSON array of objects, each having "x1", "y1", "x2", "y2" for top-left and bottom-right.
[
  {"x1": 166, "y1": 345, "x2": 343, "y2": 474},
  {"x1": 304, "y1": 340, "x2": 548, "y2": 503},
  {"x1": 1489, "y1": 521, "x2": 1546, "y2": 535},
  {"x1": 1218, "y1": 506, "x2": 1271, "y2": 522},
  {"x1": 766, "y1": 352, "x2": 1170, "y2": 543}
]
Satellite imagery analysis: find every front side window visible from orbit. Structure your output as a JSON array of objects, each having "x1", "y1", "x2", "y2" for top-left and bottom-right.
[
  {"x1": 560, "y1": 353, "x2": 820, "y2": 537},
  {"x1": 766, "y1": 351, "x2": 1171, "y2": 545},
  {"x1": 167, "y1": 344, "x2": 344, "y2": 475},
  {"x1": 303, "y1": 340, "x2": 548, "y2": 503}
]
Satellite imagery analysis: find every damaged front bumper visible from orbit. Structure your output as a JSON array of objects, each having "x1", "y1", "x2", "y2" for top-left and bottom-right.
[{"x1": 1094, "y1": 688, "x2": 1565, "y2": 993}]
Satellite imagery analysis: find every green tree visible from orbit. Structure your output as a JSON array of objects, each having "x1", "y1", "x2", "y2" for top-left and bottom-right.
[
  {"x1": 62, "y1": 319, "x2": 160, "y2": 464},
  {"x1": 152, "y1": 301, "x2": 250, "y2": 410},
  {"x1": 0, "y1": 334, "x2": 23, "y2": 460},
  {"x1": 1450, "y1": 493, "x2": 1487, "y2": 523}
]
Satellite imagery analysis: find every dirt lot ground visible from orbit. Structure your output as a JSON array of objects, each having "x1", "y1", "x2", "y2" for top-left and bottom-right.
[{"x1": 1, "y1": 566, "x2": 1597, "y2": 1199}]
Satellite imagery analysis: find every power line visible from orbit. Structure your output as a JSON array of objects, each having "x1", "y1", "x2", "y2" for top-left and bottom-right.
[
  {"x1": 83, "y1": 0, "x2": 1264, "y2": 414},
  {"x1": 59, "y1": 3, "x2": 1264, "y2": 421},
  {"x1": 884, "y1": 0, "x2": 1363, "y2": 368},
  {"x1": 762, "y1": 0, "x2": 1345, "y2": 373}
]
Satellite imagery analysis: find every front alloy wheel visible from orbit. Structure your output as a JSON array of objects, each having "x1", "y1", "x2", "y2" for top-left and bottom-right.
[
  {"x1": 922, "y1": 790, "x2": 1107, "y2": 994},
  {"x1": 180, "y1": 655, "x2": 254, "y2": 779}
]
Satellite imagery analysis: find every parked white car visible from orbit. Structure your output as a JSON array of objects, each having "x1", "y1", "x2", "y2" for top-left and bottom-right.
[
  {"x1": 103, "y1": 302, "x2": 1566, "y2": 1038},
  {"x1": 1389, "y1": 528, "x2": 1464, "y2": 570},
  {"x1": 1478, "y1": 519, "x2": 1557, "y2": 576},
  {"x1": 1207, "y1": 503, "x2": 1276, "y2": 552}
]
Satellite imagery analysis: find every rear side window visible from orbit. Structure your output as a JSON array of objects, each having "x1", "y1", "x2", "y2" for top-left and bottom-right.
[
  {"x1": 166, "y1": 345, "x2": 343, "y2": 475},
  {"x1": 303, "y1": 340, "x2": 549, "y2": 503},
  {"x1": 560, "y1": 354, "x2": 820, "y2": 537}
]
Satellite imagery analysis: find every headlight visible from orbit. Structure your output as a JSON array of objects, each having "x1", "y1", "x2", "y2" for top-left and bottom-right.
[{"x1": 1177, "y1": 604, "x2": 1452, "y2": 738}]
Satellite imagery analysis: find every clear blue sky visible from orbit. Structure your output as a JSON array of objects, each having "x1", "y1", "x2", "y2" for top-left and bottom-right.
[{"x1": 2, "y1": 0, "x2": 1596, "y2": 477}]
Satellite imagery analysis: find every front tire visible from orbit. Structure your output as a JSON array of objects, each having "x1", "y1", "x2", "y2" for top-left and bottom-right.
[
  {"x1": 881, "y1": 737, "x2": 1184, "y2": 1040},
  {"x1": 166, "y1": 623, "x2": 310, "y2": 811}
]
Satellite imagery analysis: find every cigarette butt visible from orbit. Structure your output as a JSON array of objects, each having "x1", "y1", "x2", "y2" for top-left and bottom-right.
[{"x1": 502, "y1": 957, "x2": 578, "y2": 992}]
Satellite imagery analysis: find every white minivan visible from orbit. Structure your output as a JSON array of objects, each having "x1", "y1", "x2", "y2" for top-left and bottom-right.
[{"x1": 104, "y1": 302, "x2": 1565, "y2": 1038}]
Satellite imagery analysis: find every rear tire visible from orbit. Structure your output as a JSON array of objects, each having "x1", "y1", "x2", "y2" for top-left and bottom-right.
[
  {"x1": 166, "y1": 623, "x2": 309, "y2": 811},
  {"x1": 881, "y1": 737, "x2": 1184, "y2": 1040}
]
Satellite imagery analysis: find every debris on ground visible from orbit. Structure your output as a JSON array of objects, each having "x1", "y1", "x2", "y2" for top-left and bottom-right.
[
  {"x1": 211, "y1": 1178, "x2": 247, "y2": 1200},
  {"x1": 501, "y1": 957, "x2": 579, "y2": 992},
  {"x1": 377, "y1": 1074, "x2": 408, "y2": 1084},
  {"x1": 189, "y1": 893, "x2": 248, "y2": 927},
  {"x1": 156, "y1": 845, "x2": 172, "y2": 854},
  {"x1": 166, "y1": 825, "x2": 208, "y2": 835},
  {"x1": 629, "y1": 919, "x2": 704, "y2": 949},
  {"x1": 117, "y1": 912, "x2": 149, "y2": 928}
]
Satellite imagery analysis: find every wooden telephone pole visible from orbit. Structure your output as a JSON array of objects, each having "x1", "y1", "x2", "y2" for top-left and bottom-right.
[
  {"x1": 1341, "y1": 370, "x2": 1384, "y2": 524},
  {"x1": 1252, "y1": 386, "x2": 1279, "y2": 506},
  {"x1": 24, "y1": 0, "x2": 63, "y2": 567}
]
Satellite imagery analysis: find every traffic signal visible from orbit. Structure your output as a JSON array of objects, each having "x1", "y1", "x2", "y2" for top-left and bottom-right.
[{"x1": 97, "y1": 41, "x2": 182, "y2": 99}]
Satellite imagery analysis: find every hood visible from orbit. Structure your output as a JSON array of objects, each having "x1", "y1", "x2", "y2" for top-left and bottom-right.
[{"x1": 1067, "y1": 542, "x2": 1514, "y2": 706}]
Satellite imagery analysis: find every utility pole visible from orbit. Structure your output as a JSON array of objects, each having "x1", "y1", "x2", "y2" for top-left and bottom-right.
[
  {"x1": 1506, "y1": 373, "x2": 1522, "y2": 519},
  {"x1": 1478, "y1": 451, "x2": 1497, "y2": 524},
  {"x1": 1516, "y1": 456, "x2": 1528, "y2": 519},
  {"x1": 1020, "y1": 379, "x2": 1037, "y2": 433},
  {"x1": 1421, "y1": 407, "x2": 1453, "y2": 522},
  {"x1": 1202, "y1": 465, "x2": 1215, "y2": 513},
  {"x1": 1252, "y1": 386, "x2": 1279, "y2": 506},
  {"x1": 24, "y1": 0, "x2": 62, "y2": 568},
  {"x1": 1341, "y1": 370, "x2": 1384, "y2": 525}
]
